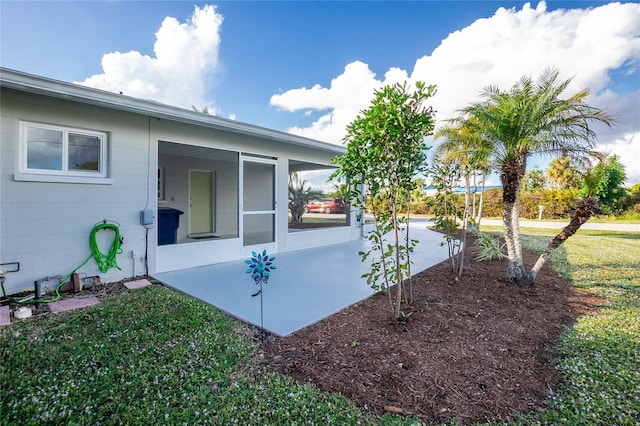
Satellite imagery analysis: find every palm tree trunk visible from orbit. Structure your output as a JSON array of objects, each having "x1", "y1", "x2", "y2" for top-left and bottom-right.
[
  {"x1": 472, "y1": 173, "x2": 477, "y2": 220},
  {"x1": 502, "y1": 162, "x2": 532, "y2": 286},
  {"x1": 529, "y1": 196, "x2": 598, "y2": 281},
  {"x1": 455, "y1": 174, "x2": 472, "y2": 278},
  {"x1": 503, "y1": 199, "x2": 531, "y2": 285}
]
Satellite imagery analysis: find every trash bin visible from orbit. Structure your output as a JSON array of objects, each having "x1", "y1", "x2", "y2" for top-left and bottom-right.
[{"x1": 157, "y1": 207, "x2": 184, "y2": 245}]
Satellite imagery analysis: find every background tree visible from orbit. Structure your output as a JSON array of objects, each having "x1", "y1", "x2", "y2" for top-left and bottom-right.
[
  {"x1": 580, "y1": 154, "x2": 627, "y2": 215},
  {"x1": 332, "y1": 81, "x2": 436, "y2": 320},
  {"x1": 435, "y1": 118, "x2": 492, "y2": 229},
  {"x1": 521, "y1": 167, "x2": 546, "y2": 193},
  {"x1": 192, "y1": 105, "x2": 212, "y2": 114},
  {"x1": 428, "y1": 159, "x2": 466, "y2": 278},
  {"x1": 461, "y1": 67, "x2": 614, "y2": 286},
  {"x1": 327, "y1": 182, "x2": 350, "y2": 201},
  {"x1": 432, "y1": 122, "x2": 485, "y2": 277},
  {"x1": 288, "y1": 172, "x2": 322, "y2": 225},
  {"x1": 410, "y1": 177, "x2": 429, "y2": 204},
  {"x1": 546, "y1": 155, "x2": 581, "y2": 189}
]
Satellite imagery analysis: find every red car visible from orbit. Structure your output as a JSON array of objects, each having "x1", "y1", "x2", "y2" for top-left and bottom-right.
[{"x1": 304, "y1": 198, "x2": 346, "y2": 214}]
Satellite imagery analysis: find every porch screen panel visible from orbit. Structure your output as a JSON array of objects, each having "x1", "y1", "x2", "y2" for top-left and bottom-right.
[
  {"x1": 242, "y1": 159, "x2": 275, "y2": 247},
  {"x1": 243, "y1": 162, "x2": 275, "y2": 211},
  {"x1": 243, "y1": 214, "x2": 275, "y2": 245}
]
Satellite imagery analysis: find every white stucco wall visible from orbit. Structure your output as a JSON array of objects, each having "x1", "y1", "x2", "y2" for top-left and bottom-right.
[
  {"x1": 1, "y1": 82, "x2": 356, "y2": 294},
  {"x1": 0, "y1": 88, "x2": 153, "y2": 295}
]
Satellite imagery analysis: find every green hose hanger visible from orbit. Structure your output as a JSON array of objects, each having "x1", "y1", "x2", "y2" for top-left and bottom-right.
[{"x1": 90, "y1": 220, "x2": 124, "y2": 273}]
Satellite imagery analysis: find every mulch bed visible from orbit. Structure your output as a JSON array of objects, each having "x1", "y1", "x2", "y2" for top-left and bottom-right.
[{"x1": 260, "y1": 237, "x2": 604, "y2": 424}]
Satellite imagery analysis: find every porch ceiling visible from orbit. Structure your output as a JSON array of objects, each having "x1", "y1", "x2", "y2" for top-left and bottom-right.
[
  {"x1": 289, "y1": 160, "x2": 338, "y2": 172},
  {"x1": 159, "y1": 141, "x2": 238, "y2": 161}
]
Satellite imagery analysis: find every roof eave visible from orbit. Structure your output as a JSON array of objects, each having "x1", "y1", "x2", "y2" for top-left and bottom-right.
[{"x1": 0, "y1": 67, "x2": 345, "y2": 155}]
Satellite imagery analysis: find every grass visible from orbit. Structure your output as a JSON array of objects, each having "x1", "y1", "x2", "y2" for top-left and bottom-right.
[
  {"x1": 0, "y1": 287, "x2": 369, "y2": 425},
  {"x1": 481, "y1": 227, "x2": 640, "y2": 425},
  {"x1": 1, "y1": 228, "x2": 638, "y2": 425}
]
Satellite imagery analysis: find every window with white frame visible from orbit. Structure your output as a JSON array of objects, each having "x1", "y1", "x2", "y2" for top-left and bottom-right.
[{"x1": 20, "y1": 121, "x2": 107, "y2": 178}]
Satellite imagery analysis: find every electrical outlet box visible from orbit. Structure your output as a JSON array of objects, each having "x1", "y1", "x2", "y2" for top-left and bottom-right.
[{"x1": 140, "y1": 209, "x2": 154, "y2": 226}]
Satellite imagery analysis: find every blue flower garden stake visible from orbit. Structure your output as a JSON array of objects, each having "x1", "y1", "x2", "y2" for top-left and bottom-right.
[{"x1": 245, "y1": 250, "x2": 276, "y2": 333}]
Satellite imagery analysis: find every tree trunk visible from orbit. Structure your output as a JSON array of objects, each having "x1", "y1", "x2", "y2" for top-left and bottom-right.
[
  {"x1": 405, "y1": 198, "x2": 413, "y2": 304},
  {"x1": 291, "y1": 207, "x2": 304, "y2": 224},
  {"x1": 475, "y1": 172, "x2": 486, "y2": 228},
  {"x1": 472, "y1": 173, "x2": 477, "y2": 220},
  {"x1": 391, "y1": 193, "x2": 402, "y2": 321},
  {"x1": 503, "y1": 199, "x2": 532, "y2": 285},
  {"x1": 463, "y1": 174, "x2": 472, "y2": 230},
  {"x1": 529, "y1": 196, "x2": 599, "y2": 282},
  {"x1": 455, "y1": 174, "x2": 471, "y2": 278},
  {"x1": 501, "y1": 161, "x2": 531, "y2": 286}
]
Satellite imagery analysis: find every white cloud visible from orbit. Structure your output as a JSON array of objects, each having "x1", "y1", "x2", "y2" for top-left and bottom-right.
[
  {"x1": 270, "y1": 61, "x2": 382, "y2": 142},
  {"x1": 411, "y1": 1, "x2": 640, "y2": 126},
  {"x1": 75, "y1": 5, "x2": 223, "y2": 111},
  {"x1": 270, "y1": 62, "x2": 411, "y2": 142},
  {"x1": 271, "y1": 1, "x2": 640, "y2": 159},
  {"x1": 599, "y1": 132, "x2": 640, "y2": 185},
  {"x1": 296, "y1": 169, "x2": 339, "y2": 194}
]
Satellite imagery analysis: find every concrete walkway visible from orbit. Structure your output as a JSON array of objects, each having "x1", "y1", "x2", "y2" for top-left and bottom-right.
[{"x1": 153, "y1": 224, "x2": 450, "y2": 336}]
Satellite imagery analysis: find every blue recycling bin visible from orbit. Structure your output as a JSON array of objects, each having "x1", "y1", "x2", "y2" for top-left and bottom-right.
[{"x1": 157, "y1": 207, "x2": 183, "y2": 245}]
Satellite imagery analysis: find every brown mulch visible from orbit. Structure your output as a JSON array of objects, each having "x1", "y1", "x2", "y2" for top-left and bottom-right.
[{"x1": 260, "y1": 237, "x2": 604, "y2": 424}]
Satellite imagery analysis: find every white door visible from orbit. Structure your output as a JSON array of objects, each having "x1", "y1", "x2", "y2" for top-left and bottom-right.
[
  {"x1": 240, "y1": 157, "x2": 277, "y2": 257},
  {"x1": 189, "y1": 170, "x2": 214, "y2": 236}
]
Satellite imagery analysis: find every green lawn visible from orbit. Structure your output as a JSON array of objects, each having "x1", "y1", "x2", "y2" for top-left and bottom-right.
[
  {"x1": 1, "y1": 228, "x2": 638, "y2": 425},
  {"x1": 482, "y1": 227, "x2": 640, "y2": 425}
]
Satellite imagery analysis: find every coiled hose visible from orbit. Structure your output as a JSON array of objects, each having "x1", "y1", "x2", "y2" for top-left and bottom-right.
[
  {"x1": 1, "y1": 221, "x2": 123, "y2": 304},
  {"x1": 90, "y1": 221, "x2": 123, "y2": 274}
]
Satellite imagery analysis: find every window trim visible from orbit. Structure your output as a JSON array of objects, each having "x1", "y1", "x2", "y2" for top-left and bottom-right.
[
  {"x1": 158, "y1": 167, "x2": 166, "y2": 201},
  {"x1": 18, "y1": 121, "x2": 109, "y2": 182}
]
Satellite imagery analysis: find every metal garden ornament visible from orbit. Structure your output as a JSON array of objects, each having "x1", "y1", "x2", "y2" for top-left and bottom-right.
[{"x1": 245, "y1": 250, "x2": 276, "y2": 333}]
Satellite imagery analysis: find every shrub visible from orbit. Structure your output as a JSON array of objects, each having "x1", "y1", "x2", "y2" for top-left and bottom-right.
[
  {"x1": 480, "y1": 188, "x2": 503, "y2": 218},
  {"x1": 472, "y1": 229, "x2": 506, "y2": 261},
  {"x1": 409, "y1": 201, "x2": 431, "y2": 215}
]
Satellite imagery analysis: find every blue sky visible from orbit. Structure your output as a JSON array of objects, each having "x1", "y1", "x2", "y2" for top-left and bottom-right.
[{"x1": 2, "y1": 1, "x2": 639, "y2": 185}]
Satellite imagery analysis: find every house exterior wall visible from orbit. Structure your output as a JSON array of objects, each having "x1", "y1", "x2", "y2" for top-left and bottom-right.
[
  {"x1": 1, "y1": 88, "x2": 153, "y2": 295},
  {"x1": 1, "y1": 77, "x2": 356, "y2": 294},
  {"x1": 151, "y1": 119, "x2": 353, "y2": 273}
]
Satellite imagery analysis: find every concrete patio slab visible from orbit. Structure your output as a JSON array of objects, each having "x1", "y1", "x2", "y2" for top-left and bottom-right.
[
  {"x1": 124, "y1": 278, "x2": 152, "y2": 290},
  {"x1": 48, "y1": 296, "x2": 100, "y2": 313},
  {"x1": 154, "y1": 223, "x2": 450, "y2": 336},
  {"x1": 0, "y1": 305, "x2": 10, "y2": 326}
]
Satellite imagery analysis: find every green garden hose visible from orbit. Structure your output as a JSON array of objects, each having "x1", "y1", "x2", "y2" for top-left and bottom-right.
[
  {"x1": 1, "y1": 221, "x2": 123, "y2": 304},
  {"x1": 90, "y1": 221, "x2": 123, "y2": 273}
]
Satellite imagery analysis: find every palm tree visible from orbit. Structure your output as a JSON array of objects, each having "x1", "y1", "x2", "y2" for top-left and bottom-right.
[
  {"x1": 288, "y1": 172, "x2": 322, "y2": 225},
  {"x1": 434, "y1": 120, "x2": 492, "y2": 230},
  {"x1": 433, "y1": 122, "x2": 488, "y2": 277},
  {"x1": 460, "y1": 67, "x2": 614, "y2": 286}
]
